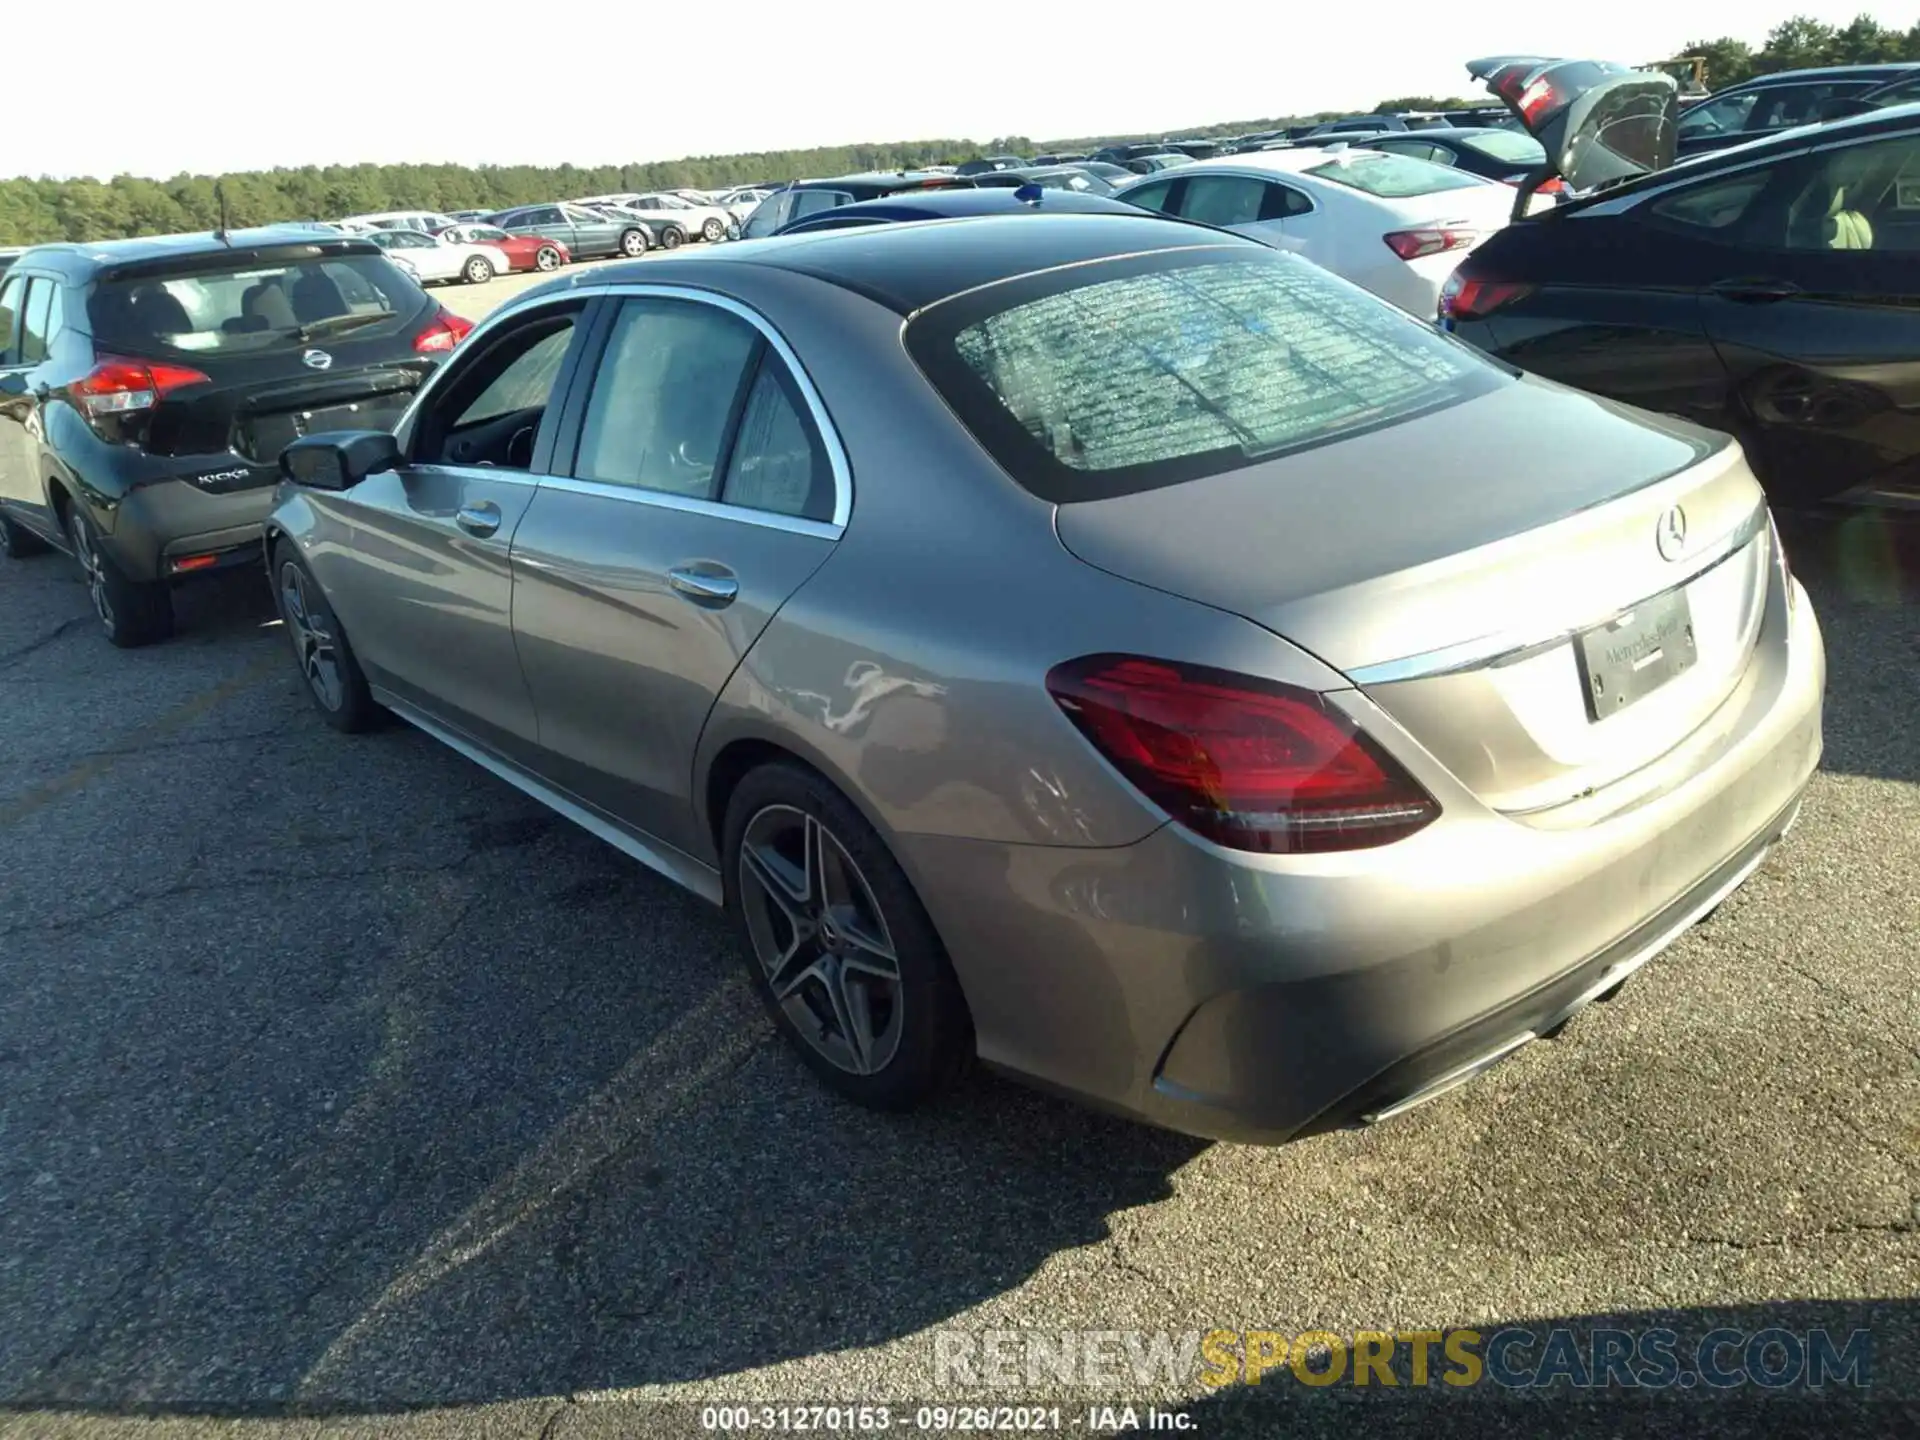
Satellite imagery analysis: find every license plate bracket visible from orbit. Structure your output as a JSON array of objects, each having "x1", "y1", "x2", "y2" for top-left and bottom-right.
[{"x1": 1575, "y1": 588, "x2": 1698, "y2": 721}]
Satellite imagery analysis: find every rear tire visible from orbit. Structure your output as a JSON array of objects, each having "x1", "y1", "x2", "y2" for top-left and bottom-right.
[
  {"x1": 660, "y1": 226, "x2": 684, "y2": 250},
  {"x1": 67, "y1": 506, "x2": 172, "y2": 648},
  {"x1": 701, "y1": 216, "x2": 725, "y2": 243},
  {"x1": 272, "y1": 540, "x2": 382, "y2": 733},
  {"x1": 619, "y1": 228, "x2": 649, "y2": 257},
  {"x1": 463, "y1": 255, "x2": 495, "y2": 284},
  {"x1": 722, "y1": 761, "x2": 973, "y2": 1112},
  {"x1": 0, "y1": 511, "x2": 51, "y2": 560}
]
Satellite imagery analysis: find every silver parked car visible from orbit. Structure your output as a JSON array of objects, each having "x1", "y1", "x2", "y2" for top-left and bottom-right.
[{"x1": 267, "y1": 216, "x2": 1825, "y2": 1143}]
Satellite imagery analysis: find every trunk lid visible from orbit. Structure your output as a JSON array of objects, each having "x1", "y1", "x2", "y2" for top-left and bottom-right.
[
  {"x1": 1466, "y1": 56, "x2": 1679, "y2": 192},
  {"x1": 1054, "y1": 379, "x2": 1773, "y2": 819}
]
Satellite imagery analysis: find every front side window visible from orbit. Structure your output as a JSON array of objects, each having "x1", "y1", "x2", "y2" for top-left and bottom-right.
[
  {"x1": 742, "y1": 192, "x2": 792, "y2": 238},
  {"x1": 415, "y1": 307, "x2": 580, "y2": 468},
  {"x1": 574, "y1": 299, "x2": 760, "y2": 497},
  {"x1": 907, "y1": 250, "x2": 1501, "y2": 502}
]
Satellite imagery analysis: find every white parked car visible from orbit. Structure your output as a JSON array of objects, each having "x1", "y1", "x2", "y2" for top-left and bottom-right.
[
  {"x1": 361, "y1": 227, "x2": 508, "y2": 285},
  {"x1": 575, "y1": 191, "x2": 736, "y2": 243},
  {"x1": 337, "y1": 210, "x2": 461, "y2": 234},
  {"x1": 1114, "y1": 147, "x2": 1516, "y2": 316}
]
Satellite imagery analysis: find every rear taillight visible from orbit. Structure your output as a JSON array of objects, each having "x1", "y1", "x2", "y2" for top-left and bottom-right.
[
  {"x1": 1045, "y1": 655, "x2": 1439, "y2": 854},
  {"x1": 72, "y1": 355, "x2": 210, "y2": 420},
  {"x1": 1383, "y1": 228, "x2": 1479, "y2": 261},
  {"x1": 1438, "y1": 272, "x2": 1534, "y2": 322},
  {"x1": 413, "y1": 309, "x2": 473, "y2": 353}
]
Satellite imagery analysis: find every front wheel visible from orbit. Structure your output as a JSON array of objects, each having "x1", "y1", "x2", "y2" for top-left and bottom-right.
[
  {"x1": 659, "y1": 226, "x2": 684, "y2": 250},
  {"x1": 67, "y1": 505, "x2": 172, "y2": 647},
  {"x1": 273, "y1": 541, "x2": 382, "y2": 732},
  {"x1": 535, "y1": 245, "x2": 562, "y2": 272},
  {"x1": 619, "y1": 228, "x2": 649, "y2": 257},
  {"x1": 701, "y1": 216, "x2": 726, "y2": 243},
  {"x1": 463, "y1": 255, "x2": 495, "y2": 284},
  {"x1": 723, "y1": 762, "x2": 973, "y2": 1110}
]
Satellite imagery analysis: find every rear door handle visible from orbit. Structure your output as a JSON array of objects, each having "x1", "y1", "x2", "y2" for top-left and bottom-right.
[
  {"x1": 455, "y1": 501, "x2": 502, "y2": 537},
  {"x1": 1710, "y1": 277, "x2": 1803, "y2": 303},
  {"x1": 668, "y1": 565, "x2": 740, "y2": 607}
]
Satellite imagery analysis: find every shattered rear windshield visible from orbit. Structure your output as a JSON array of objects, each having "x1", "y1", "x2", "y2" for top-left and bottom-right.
[{"x1": 905, "y1": 248, "x2": 1502, "y2": 501}]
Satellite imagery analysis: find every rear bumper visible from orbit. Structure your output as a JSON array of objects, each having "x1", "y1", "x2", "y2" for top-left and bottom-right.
[
  {"x1": 892, "y1": 581, "x2": 1825, "y2": 1144},
  {"x1": 101, "y1": 474, "x2": 276, "y2": 581}
]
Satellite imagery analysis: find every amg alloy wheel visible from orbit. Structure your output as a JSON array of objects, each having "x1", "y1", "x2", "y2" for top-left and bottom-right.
[
  {"x1": 273, "y1": 543, "x2": 381, "y2": 732},
  {"x1": 739, "y1": 803, "x2": 906, "y2": 1077},
  {"x1": 724, "y1": 763, "x2": 972, "y2": 1109}
]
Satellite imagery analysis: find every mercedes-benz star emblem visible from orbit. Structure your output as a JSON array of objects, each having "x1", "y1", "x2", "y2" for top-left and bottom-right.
[
  {"x1": 1656, "y1": 505, "x2": 1689, "y2": 562},
  {"x1": 301, "y1": 348, "x2": 334, "y2": 371}
]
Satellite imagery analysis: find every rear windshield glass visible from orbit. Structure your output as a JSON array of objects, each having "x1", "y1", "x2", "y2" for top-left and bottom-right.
[
  {"x1": 1459, "y1": 131, "x2": 1549, "y2": 166},
  {"x1": 88, "y1": 251, "x2": 420, "y2": 355},
  {"x1": 1304, "y1": 152, "x2": 1488, "y2": 197},
  {"x1": 905, "y1": 249, "x2": 1502, "y2": 502}
]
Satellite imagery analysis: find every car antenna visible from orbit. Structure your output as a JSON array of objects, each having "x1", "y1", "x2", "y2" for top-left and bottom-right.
[{"x1": 215, "y1": 181, "x2": 232, "y2": 245}]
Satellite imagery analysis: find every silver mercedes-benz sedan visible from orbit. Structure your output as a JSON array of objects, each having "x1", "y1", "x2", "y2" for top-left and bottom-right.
[{"x1": 267, "y1": 213, "x2": 1825, "y2": 1143}]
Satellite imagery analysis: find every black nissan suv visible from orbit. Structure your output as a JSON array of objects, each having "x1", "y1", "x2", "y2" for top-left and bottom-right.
[{"x1": 0, "y1": 227, "x2": 471, "y2": 645}]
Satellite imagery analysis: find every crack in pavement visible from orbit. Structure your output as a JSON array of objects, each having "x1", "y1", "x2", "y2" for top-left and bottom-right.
[
  {"x1": 0, "y1": 617, "x2": 92, "y2": 671},
  {"x1": 1682, "y1": 1217, "x2": 1918, "y2": 1251}
]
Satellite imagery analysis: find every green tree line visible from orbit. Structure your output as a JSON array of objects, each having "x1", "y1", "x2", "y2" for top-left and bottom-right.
[{"x1": 4, "y1": 13, "x2": 1918, "y2": 246}]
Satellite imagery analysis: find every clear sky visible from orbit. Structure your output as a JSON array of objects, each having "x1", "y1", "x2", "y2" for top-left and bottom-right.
[{"x1": 7, "y1": 1, "x2": 1904, "y2": 180}]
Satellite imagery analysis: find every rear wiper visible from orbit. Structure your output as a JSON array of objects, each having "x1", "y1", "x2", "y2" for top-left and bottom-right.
[{"x1": 293, "y1": 310, "x2": 396, "y2": 342}]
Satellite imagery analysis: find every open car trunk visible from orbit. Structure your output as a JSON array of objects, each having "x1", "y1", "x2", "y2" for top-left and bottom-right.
[{"x1": 1466, "y1": 56, "x2": 1679, "y2": 205}]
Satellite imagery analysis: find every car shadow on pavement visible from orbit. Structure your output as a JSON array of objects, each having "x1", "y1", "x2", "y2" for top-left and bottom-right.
[
  {"x1": 0, "y1": 728, "x2": 1208, "y2": 1414},
  {"x1": 1170, "y1": 1295, "x2": 1918, "y2": 1439},
  {"x1": 1778, "y1": 508, "x2": 1920, "y2": 787}
]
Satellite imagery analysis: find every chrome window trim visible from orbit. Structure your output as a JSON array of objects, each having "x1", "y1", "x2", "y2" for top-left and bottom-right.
[
  {"x1": 532, "y1": 474, "x2": 843, "y2": 540},
  {"x1": 1346, "y1": 504, "x2": 1769, "y2": 686}
]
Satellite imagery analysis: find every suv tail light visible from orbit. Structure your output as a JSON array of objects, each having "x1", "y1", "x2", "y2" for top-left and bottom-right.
[
  {"x1": 1045, "y1": 655, "x2": 1439, "y2": 854},
  {"x1": 414, "y1": 308, "x2": 474, "y2": 353},
  {"x1": 1438, "y1": 272, "x2": 1534, "y2": 322},
  {"x1": 1383, "y1": 228, "x2": 1478, "y2": 261},
  {"x1": 72, "y1": 355, "x2": 210, "y2": 420}
]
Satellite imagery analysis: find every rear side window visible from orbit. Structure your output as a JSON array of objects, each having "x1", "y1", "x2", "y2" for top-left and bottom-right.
[
  {"x1": 906, "y1": 250, "x2": 1501, "y2": 502},
  {"x1": 88, "y1": 252, "x2": 420, "y2": 355},
  {"x1": 790, "y1": 189, "x2": 855, "y2": 220},
  {"x1": 1459, "y1": 131, "x2": 1548, "y2": 167},
  {"x1": 20, "y1": 280, "x2": 62, "y2": 364},
  {"x1": 1304, "y1": 152, "x2": 1487, "y2": 197},
  {"x1": 0, "y1": 274, "x2": 24, "y2": 364}
]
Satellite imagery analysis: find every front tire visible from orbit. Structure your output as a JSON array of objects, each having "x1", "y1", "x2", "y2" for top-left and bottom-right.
[
  {"x1": 535, "y1": 245, "x2": 562, "y2": 272},
  {"x1": 272, "y1": 541, "x2": 382, "y2": 733},
  {"x1": 701, "y1": 216, "x2": 726, "y2": 243},
  {"x1": 659, "y1": 226, "x2": 684, "y2": 251},
  {"x1": 67, "y1": 506, "x2": 172, "y2": 647},
  {"x1": 619, "y1": 228, "x2": 649, "y2": 257},
  {"x1": 463, "y1": 255, "x2": 495, "y2": 284},
  {"x1": 723, "y1": 762, "x2": 973, "y2": 1111}
]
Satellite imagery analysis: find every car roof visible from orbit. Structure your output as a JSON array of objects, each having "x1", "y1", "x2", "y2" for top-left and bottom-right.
[
  {"x1": 3, "y1": 224, "x2": 366, "y2": 275},
  {"x1": 1366, "y1": 126, "x2": 1530, "y2": 142},
  {"x1": 519, "y1": 211, "x2": 1250, "y2": 315},
  {"x1": 1716, "y1": 62, "x2": 1920, "y2": 90},
  {"x1": 790, "y1": 189, "x2": 1136, "y2": 227},
  {"x1": 1158, "y1": 148, "x2": 1383, "y2": 177}
]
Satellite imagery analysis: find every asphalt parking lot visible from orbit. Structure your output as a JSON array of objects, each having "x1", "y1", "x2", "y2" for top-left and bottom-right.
[{"x1": 0, "y1": 267, "x2": 1915, "y2": 1434}]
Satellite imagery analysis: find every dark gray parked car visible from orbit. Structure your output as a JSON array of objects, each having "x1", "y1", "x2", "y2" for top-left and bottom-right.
[
  {"x1": 488, "y1": 203, "x2": 653, "y2": 259},
  {"x1": 265, "y1": 216, "x2": 1823, "y2": 1142}
]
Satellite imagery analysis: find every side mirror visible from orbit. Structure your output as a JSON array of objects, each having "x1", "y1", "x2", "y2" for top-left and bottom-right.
[{"x1": 280, "y1": 430, "x2": 401, "y2": 491}]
